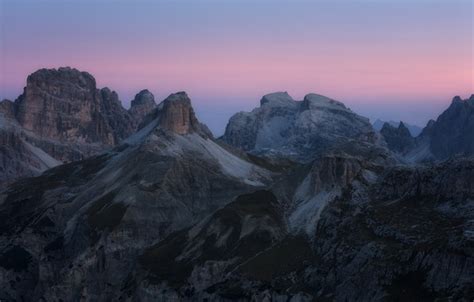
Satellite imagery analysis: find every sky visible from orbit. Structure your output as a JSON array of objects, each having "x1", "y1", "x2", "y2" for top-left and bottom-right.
[{"x1": 0, "y1": 0, "x2": 473, "y2": 135}]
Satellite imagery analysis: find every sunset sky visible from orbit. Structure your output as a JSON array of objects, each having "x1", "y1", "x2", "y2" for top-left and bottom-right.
[{"x1": 0, "y1": 0, "x2": 472, "y2": 134}]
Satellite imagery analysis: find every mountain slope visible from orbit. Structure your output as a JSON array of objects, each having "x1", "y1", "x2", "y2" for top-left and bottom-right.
[
  {"x1": 220, "y1": 92, "x2": 377, "y2": 162},
  {"x1": 132, "y1": 155, "x2": 474, "y2": 301},
  {"x1": 0, "y1": 92, "x2": 272, "y2": 301}
]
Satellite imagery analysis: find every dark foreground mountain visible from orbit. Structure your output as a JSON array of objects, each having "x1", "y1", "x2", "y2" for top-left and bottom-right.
[
  {"x1": 0, "y1": 67, "x2": 157, "y2": 185},
  {"x1": 1, "y1": 90, "x2": 473, "y2": 301}
]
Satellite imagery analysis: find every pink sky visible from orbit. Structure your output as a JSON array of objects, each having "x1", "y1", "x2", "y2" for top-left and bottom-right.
[{"x1": 1, "y1": 0, "x2": 472, "y2": 134}]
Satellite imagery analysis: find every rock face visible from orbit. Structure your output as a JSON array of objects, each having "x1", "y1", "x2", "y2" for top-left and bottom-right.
[
  {"x1": 14, "y1": 67, "x2": 134, "y2": 144},
  {"x1": 129, "y1": 89, "x2": 157, "y2": 122},
  {"x1": 380, "y1": 121, "x2": 415, "y2": 154},
  {"x1": 0, "y1": 68, "x2": 157, "y2": 184},
  {"x1": 153, "y1": 91, "x2": 213, "y2": 138},
  {"x1": 399, "y1": 95, "x2": 474, "y2": 163},
  {"x1": 425, "y1": 95, "x2": 474, "y2": 159},
  {"x1": 221, "y1": 92, "x2": 377, "y2": 162}
]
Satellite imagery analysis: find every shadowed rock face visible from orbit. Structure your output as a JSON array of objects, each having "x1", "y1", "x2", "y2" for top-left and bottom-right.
[
  {"x1": 380, "y1": 121, "x2": 415, "y2": 154},
  {"x1": 372, "y1": 95, "x2": 474, "y2": 163},
  {"x1": 221, "y1": 92, "x2": 377, "y2": 162},
  {"x1": 129, "y1": 89, "x2": 157, "y2": 122},
  {"x1": 426, "y1": 95, "x2": 474, "y2": 159},
  {"x1": 0, "y1": 99, "x2": 15, "y2": 119}
]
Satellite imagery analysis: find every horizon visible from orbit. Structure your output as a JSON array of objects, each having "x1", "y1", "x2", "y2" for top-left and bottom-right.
[{"x1": 1, "y1": 0, "x2": 473, "y2": 135}]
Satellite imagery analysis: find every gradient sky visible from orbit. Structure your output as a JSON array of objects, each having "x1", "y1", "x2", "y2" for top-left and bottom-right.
[{"x1": 1, "y1": 0, "x2": 473, "y2": 135}]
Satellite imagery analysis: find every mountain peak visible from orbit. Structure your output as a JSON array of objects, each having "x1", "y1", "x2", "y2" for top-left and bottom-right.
[
  {"x1": 26, "y1": 67, "x2": 96, "y2": 91},
  {"x1": 129, "y1": 89, "x2": 157, "y2": 122},
  {"x1": 131, "y1": 89, "x2": 155, "y2": 107},
  {"x1": 451, "y1": 95, "x2": 463, "y2": 105},
  {"x1": 156, "y1": 92, "x2": 212, "y2": 138},
  {"x1": 260, "y1": 92, "x2": 295, "y2": 107}
]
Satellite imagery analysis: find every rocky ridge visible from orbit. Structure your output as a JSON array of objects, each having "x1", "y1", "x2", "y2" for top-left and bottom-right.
[{"x1": 0, "y1": 67, "x2": 157, "y2": 184}]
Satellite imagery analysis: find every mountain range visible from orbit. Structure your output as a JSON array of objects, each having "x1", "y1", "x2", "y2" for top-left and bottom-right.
[{"x1": 0, "y1": 68, "x2": 473, "y2": 301}]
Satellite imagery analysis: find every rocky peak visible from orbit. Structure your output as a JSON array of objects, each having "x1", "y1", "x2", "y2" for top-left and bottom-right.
[
  {"x1": 12, "y1": 67, "x2": 135, "y2": 145},
  {"x1": 221, "y1": 91, "x2": 376, "y2": 162},
  {"x1": 260, "y1": 92, "x2": 296, "y2": 107},
  {"x1": 380, "y1": 122, "x2": 415, "y2": 154},
  {"x1": 0, "y1": 99, "x2": 16, "y2": 120},
  {"x1": 425, "y1": 95, "x2": 474, "y2": 159},
  {"x1": 131, "y1": 89, "x2": 155, "y2": 107},
  {"x1": 451, "y1": 95, "x2": 463, "y2": 104},
  {"x1": 301, "y1": 93, "x2": 347, "y2": 111},
  {"x1": 129, "y1": 89, "x2": 157, "y2": 122},
  {"x1": 156, "y1": 92, "x2": 212, "y2": 138}
]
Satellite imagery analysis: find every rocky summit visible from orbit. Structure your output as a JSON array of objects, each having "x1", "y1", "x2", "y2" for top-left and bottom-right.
[
  {"x1": 0, "y1": 70, "x2": 473, "y2": 301},
  {"x1": 129, "y1": 89, "x2": 157, "y2": 122},
  {"x1": 0, "y1": 67, "x2": 157, "y2": 185},
  {"x1": 220, "y1": 92, "x2": 377, "y2": 162}
]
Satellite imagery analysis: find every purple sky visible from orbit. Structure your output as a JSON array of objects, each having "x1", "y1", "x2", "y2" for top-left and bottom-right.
[{"x1": 0, "y1": 0, "x2": 472, "y2": 135}]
